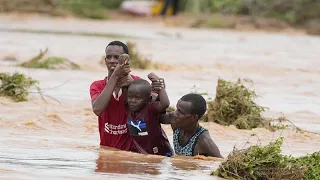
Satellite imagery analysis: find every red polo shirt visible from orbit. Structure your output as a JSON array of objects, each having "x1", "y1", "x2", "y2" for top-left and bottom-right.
[{"x1": 90, "y1": 75, "x2": 140, "y2": 151}]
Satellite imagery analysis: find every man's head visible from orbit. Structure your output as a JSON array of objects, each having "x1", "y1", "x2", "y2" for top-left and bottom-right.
[
  {"x1": 127, "y1": 79, "x2": 152, "y2": 112},
  {"x1": 105, "y1": 41, "x2": 129, "y2": 73},
  {"x1": 172, "y1": 93, "x2": 207, "y2": 129}
]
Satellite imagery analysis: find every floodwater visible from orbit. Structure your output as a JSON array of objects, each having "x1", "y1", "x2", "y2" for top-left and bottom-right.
[{"x1": 0, "y1": 14, "x2": 320, "y2": 180}]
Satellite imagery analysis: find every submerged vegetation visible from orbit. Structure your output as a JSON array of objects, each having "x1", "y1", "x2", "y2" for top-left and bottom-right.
[
  {"x1": 201, "y1": 78, "x2": 301, "y2": 131},
  {"x1": 202, "y1": 78, "x2": 270, "y2": 129},
  {"x1": 0, "y1": 72, "x2": 39, "y2": 102},
  {"x1": 214, "y1": 137, "x2": 320, "y2": 180},
  {"x1": 20, "y1": 48, "x2": 80, "y2": 70}
]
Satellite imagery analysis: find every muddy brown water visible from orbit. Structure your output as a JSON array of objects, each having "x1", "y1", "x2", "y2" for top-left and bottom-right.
[{"x1": 0, "y1": 14, "x2": 320, "y2": 180}]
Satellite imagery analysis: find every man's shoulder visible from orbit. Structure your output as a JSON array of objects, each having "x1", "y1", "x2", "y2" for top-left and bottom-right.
[
  {"x1": 193, "y1": 130, "x2": 211, "y2": 152},
  {"x1": 195, "y1": 128, "x2": 210, "y2": 142},
  {"x1": 91, "y1": 77, "x2": 106, "y2": 85},
  {"x1": 198, "y1": 129, "x2": 209, "y2": 137},
  {"x1": 91, "y1": 79, "x2": 105, "y2": 85},
  {"x1": 131, "y1": 74, "x2": 141, "y2": 80},
  {"x1": 194, "y1": 128, "x2": 223, "y2": 158},
  {"x1": 90, "y1": 78, "x2": 106, "y2": 89}
]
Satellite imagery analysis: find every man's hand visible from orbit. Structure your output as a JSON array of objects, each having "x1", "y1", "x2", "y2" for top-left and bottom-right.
[
  {"x1": 148, "y1": 72, "x2": 165, "y2": 92},
  {"x1": 112, "y1": 54, "x2": 131, "y2": 78},
  {"x1": 119, "y1": 54, "x2": 130, "y2": 65},
  {"x1": 117, "y1": 75, "x2": 134, "y2": 88}
]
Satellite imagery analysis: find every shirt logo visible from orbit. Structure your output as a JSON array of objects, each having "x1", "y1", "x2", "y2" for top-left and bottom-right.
[
  {"x1": 104, "y1": 123, "x2": 127, "y2": 135},
  {"x1": 127, "y1": 119, "x2": 148, "y2": 136}
]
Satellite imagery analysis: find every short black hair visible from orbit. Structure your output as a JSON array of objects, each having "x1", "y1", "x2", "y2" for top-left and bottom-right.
[
  {"x1": 129, "y1": 79, "x2": 152, "y2": 97},
  {"x1": 106, "y1": 41, "x2": 129, "y2": 55},
  {"x1": 180, "y1": 93, "x2": 207, "y2": 119}
]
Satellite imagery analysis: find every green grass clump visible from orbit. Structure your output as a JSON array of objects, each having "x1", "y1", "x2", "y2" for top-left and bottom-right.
[
  {"x1": 20, "y1": 49, "x2": 80, "y2": 70},
  {"x1": 202, "y1": 78, "x2": 272, "y2": 130},
  {"x1": 296, "y1": 151, "x2": 320, "y2": 180},
  {"x1": 214, "y1": 137, "x2": 320, "y2": 180},
  {"x1": 0, "y1": 72, "x2": 39, "y2": 102}
]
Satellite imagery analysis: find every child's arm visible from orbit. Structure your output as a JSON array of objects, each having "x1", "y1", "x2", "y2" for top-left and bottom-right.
[
  {"x1": 159, "y1": 112, "x2": 177, "y2": 130},
  {"x1": 148, "y1": 73, "x2": 170, "y2": 112},
  {"x1": 156, "y1": 88, "x2": 170, "y2": 112}
]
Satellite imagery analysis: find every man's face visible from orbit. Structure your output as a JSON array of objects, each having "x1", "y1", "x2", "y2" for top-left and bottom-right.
[
  {"x1": 105, "y1": 45, "x2": 124, "y2": 73},
  {"x1": 172, "y1": 100, "x2": 196, "y2": 128}
]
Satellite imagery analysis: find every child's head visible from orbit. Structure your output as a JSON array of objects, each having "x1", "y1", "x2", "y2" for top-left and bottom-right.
[{"x1": 127, "y1": 79, "x2": 152, "y2": 112}]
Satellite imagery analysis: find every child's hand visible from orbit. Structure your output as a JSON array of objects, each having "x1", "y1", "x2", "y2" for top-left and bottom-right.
[{"x1": 148, "y1": 72, "x2": 165, "y2": 91}]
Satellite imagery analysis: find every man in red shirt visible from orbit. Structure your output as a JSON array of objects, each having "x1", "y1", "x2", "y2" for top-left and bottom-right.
[{"x1": 90, "y1": 41, "x2": 140, "y2": 152}]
